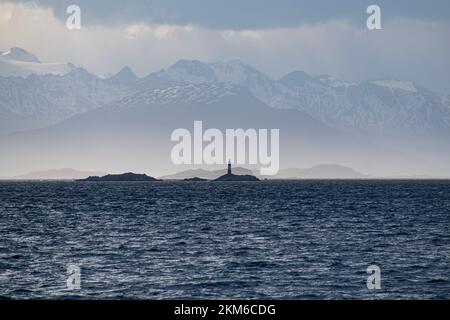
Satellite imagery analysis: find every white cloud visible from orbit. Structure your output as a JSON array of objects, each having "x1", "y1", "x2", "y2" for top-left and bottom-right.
[
  {"x1": 125, "y1": 24, "x2": 152, "y2": 40},
  {"x1": 125, "y1": 24, "x2": 194, "y2": 40},
  {"x1": 222, "y1": 30, "x2": 263, "y2": 41}
]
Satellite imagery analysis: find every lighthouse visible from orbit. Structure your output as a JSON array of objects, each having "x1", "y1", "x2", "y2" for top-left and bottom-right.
[{"x1": 213, "y1": 159, "x2": 259, "y2": 181}]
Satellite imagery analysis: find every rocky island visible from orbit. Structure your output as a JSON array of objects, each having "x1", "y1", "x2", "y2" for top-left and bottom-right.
[
  {"x1": 76, "y1": 172, "x2": 160, "y2": 182},
  {"x1": 213, "y1": 162, "x2": 260, "y2": 182},
  {"x1": 183, "y1": 177, "x2": 208, "y2": 181}
]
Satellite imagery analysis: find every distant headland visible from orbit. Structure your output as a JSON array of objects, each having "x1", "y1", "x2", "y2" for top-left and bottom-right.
[{"x1": 76, "y1": 172, "x2": 160, "y2": 182}]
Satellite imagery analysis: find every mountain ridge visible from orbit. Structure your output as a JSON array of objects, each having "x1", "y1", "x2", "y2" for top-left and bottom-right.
[{"x1": 1, "y1": 48, "x2": 449, "y2": 139}]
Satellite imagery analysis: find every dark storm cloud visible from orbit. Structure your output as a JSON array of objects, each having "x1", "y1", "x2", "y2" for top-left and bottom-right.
[{"x1": 15, "y1": 0, "x2": 450, "y2": 29}]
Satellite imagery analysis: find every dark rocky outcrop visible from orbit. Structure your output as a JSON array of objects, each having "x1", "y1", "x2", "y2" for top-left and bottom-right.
[
  {"x1": 76, "y1": 172, "x2": 160, "y2": 182},
  {"x1": 213, "y1": 173, "x2": 260, "y2": 182},
  {"x1": 183, "y1": 177, "x2": 208, "y2": 181}
]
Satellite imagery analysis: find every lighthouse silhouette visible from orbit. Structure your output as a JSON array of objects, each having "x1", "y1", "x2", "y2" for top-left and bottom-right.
[{"x1": 227, "y1": 160, "x2": 232, "y2": 175}]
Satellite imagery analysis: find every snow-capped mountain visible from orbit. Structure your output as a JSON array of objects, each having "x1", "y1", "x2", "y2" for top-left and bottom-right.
[
  {"x1": 151, "y1": 59, "x2": 287, "y2": 108},
  {"x1": 107, "y1": 66, "x2": 138, "y2": 86},
  {"x1": 0, "y1": 50, "x2": 140, "y2": 135},
  {"x1": 0, "y1": 67, "x2": 132, "y2": 134},
  {"x1": 0, "y1": 47, "x2": 74, "y2": 78},
  {"x1": 0, "y1": 49, "x2": 449, "y2": 142},
  {"x1": 1, "y1": 47, "x2": 41, "y2": 63},
  {"x1": 153, "y1": 59, "x2": 450, "y2": 138},
  {"x1": 278, "y1": 74, "x2": 450, "y2": 137}
]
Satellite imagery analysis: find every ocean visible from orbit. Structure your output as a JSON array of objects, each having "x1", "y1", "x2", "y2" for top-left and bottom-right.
[{"x1": 0, "y1": 180, "x2": 449, "y2": 299}]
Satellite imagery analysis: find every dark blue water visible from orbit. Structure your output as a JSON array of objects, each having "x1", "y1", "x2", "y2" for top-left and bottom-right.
[{"x1": 0, "y1": 180, "x2": 449, "y2": 299}]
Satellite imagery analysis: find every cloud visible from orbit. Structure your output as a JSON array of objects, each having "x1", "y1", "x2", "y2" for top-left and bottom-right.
[
  {"x1": 222, "y1": 30, "x2": 263, "y2": 41},
  {"x1": 125, "y1": 24, "x2": 195, "y2": 40},
  {"x1": 1, "y1": 1, "x2": 450, "y2": 93},
  {"x1": 9, "y1": 0, "x2": 450, "y2": 29}
]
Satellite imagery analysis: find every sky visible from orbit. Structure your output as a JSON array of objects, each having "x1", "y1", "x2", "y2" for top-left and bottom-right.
[{"x1": 1, "y1": 0, "x2": 450, "y2": 93}]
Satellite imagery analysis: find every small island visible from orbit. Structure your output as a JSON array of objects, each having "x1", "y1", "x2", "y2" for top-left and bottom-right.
[
  {"x1": 76, "y1": 172, "x2": 160, "y2": 182},
  {"x1": 213, "y1": 162, "x2": 260, "y2": 182},
  {"x1": 183, "y1": 177, "x2": 208, "y2": 181}
]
